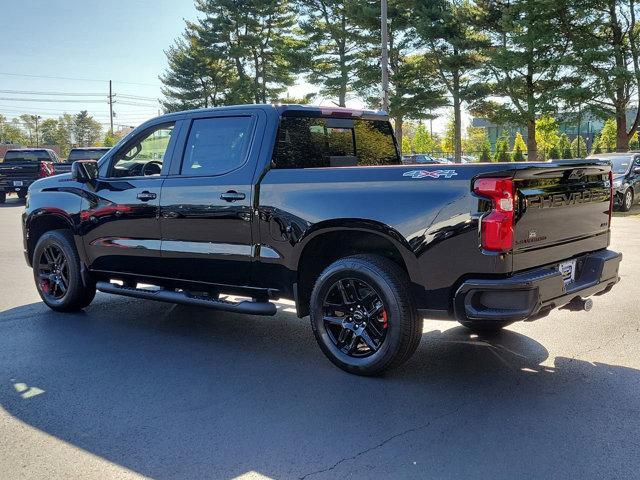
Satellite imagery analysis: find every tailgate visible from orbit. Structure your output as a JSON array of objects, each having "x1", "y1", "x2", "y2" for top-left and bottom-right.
[
  {"x1": 512, "y1": 160, "x2": 611, "y2": 271},
  {"x1": 0, "y1": 162, "x2": 39, "y2": 183}
]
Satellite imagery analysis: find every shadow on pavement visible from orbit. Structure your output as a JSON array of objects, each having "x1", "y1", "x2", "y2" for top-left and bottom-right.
[{"x1": 1, "y1": 296, "x2": 638, "y2": 479}]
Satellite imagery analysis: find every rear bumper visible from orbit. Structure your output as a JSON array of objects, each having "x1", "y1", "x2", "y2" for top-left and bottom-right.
[
  {"x1": 454, "y1": 249, "x2": 621, "y2": 323},
  {"x1": 0, "y1": 180, "x2": 34, "y2": 192}
]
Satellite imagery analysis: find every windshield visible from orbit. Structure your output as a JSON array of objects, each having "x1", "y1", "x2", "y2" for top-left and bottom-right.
[
  {"x1": 1, "y1": 151, "x2": 50, "y2": 163},
  {"x1": 68, "y1": 149, "x2": 109, "y2": 161},
  {"x1": 599, "y1": 156, "x2": 633, "y2": 175}
]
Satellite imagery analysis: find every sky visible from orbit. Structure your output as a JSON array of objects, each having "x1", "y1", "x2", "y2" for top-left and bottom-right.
[{"x1": 0, "y1": 0, "x2": 454, "y2": 134}]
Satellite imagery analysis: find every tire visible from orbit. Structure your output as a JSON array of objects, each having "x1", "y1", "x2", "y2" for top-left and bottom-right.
[
  {"x1": 310, "y1": 255, "x2": 422, "y2": 376},
  {"x1": 32, "y1": 229, "x2": 96, "y2": 312},
  {"x1": 620, "y1": 188, "x2": 634, "y2": 212},
  {"x1": 17, "y1": 190, "x2": 27, "y2": 200},
  {"x1": 0, "y1": 192, "x2": 5, "y2": 204},
  {"x1": 460, "y1": 320, "x2": 513, "y2": 333}
]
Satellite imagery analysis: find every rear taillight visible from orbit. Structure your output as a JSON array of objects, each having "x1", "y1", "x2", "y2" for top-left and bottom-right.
[
  {"x1": 608, "y1": 171, "x2": 613, "y2": 227},
  {"x1": 473, "y1": 177, "x2": 515, "y2": 252},
  {"x1": 39, "y1": 161, "x2": 54, "y2": 178}
]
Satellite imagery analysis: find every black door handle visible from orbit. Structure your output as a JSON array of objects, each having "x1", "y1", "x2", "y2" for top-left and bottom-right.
[
  {"x1": 220, "y1": 191, "x2": 246, "y2": 202},
  {"x1": 137, "y1": 191, "x2": 157, "y2": 201}
]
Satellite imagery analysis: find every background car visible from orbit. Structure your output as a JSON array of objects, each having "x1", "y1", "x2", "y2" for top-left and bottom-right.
[{"x1": 588, "y1": 152, "x2": 640, "y2": 211}]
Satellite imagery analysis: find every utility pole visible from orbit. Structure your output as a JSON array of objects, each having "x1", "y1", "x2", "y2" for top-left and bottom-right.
[
  {"x1": 32, "y1": 115, "x2": 41, "y2": 147},
  {"x1": 381, "y1": 0, "x2": 390, "y2": 113},
  {"x1": 108, "y1": 80, "x2": 114, "y2": 135}
]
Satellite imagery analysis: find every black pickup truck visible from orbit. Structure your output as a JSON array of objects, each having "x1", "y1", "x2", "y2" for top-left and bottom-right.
[
  {"x1": 0, "y1": 149, "x2": 60, "y2": 202},
  {"x1": 21, "y1": 105, "x2": 621, "y2": 375}
]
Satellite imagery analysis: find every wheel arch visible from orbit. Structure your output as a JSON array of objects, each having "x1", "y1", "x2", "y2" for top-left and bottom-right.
[
  {"x1": 293, "y1": 221, "x2": 422, "y2": 318},
  {"x1": 25, "y1": 210, "x2": 76, "y2": 265}
]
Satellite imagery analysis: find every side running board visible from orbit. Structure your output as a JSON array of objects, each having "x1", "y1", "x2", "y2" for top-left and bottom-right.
[{"x1": 96, "y1": 281, "x2": 277, "y2": 316}]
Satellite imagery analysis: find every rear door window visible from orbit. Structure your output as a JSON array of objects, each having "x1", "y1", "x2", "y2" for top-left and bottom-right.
[
  {"x1": 181, "y1": 116, "x2": 254, "y2": 176},
  {"x1": 272, "y1": 117, "x2": 399, "y2": 169}
]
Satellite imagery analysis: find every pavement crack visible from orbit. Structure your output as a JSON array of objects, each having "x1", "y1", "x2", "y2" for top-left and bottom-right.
[{"x1": 298, "y1": 403, "x2": 467, "y2": 480}]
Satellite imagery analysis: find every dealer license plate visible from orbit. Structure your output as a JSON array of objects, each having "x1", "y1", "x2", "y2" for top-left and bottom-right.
[
  {"x1": 558, "y1": 259, "x2": 577, "y2": 286},
  {"x1": 13, "y1": 181, "x2": 23, "y2": 186}
]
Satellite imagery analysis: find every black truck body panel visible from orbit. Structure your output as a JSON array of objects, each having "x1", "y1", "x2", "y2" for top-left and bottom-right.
[{"x1": 22, "y1": 104, "x2": 621, "y2": 322}]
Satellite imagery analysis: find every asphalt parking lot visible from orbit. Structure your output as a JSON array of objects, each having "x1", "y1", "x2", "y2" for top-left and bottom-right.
[{"x1": 1, "y1": 195, "x2": 639, "y2": 480}]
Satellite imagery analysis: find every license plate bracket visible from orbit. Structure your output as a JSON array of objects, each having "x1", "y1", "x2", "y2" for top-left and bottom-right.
[{"x1": 558, "y1": 259, "x2": 577, "y2": 287}]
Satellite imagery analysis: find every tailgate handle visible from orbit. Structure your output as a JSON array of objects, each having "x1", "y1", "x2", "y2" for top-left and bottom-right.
[{"x1": 137, "y1": 191, "x2": 157, "y2": 201}]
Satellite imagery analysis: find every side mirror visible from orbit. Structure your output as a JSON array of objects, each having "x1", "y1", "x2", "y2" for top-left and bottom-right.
[{"x1": 72, "y1": 160, "x2": 98, "y2": 183}]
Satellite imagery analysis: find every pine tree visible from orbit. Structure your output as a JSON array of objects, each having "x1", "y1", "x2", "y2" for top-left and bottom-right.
[
  {"x1": 160, "y1": 27, "x2": 237, "y2": 111},
  {"x1": 559, "y1": 0, "x2": 640, "y2": 151},
  {"x1": 413, "y1": 0, "x2": 489, "y2": 163},
  {"x1": 351, "y1": 0, "x2": 448, "y2": 149},
  {"x1": 558, "y1": 134, "x2": 572, "y2": 159},
  {"x1": 494, "y1": 132, "x2": 511, "y2": 162},
  {"x1": 412, "y1": 123, "x2": 438, "y2": 154},
  {"x1": 512, "y1": 132, "x2": 527, "y2": 161},
  {"x1": 571, "y1": 135, "x2": 588, "y2": 157},
  {"x1": 298, "y1": 0, "x2": 370, "y2": 107},
  {"x1": 474, "y1": 0, "x2": 570, "y2": 161},
  {"x1": 479, "y1": 140, "x2": 492, "y2": 162},
  {"x1": 193, "y1": 0, "x2": 302, "y2": 104}
]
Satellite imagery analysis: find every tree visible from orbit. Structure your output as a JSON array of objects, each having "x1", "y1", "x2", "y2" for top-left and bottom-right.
[
  {"x1": 298, "y1": 0, "x2": 369, "y2": 106},
  {"x1": 40, "y1": 119, "x2": 59, "y2": 146},
  {"x1": 548, "y1": 144, "x2": 561, "y2": 159},
  {"x1": 591, "y1": 136, "x2": 603, "y2": 154},
  {"x1": 474, "y1": 0, "x2": 570, "y2": 161},
  {"x1": 479, "y1": 139, "x2": 492, "y2": 161},
  {"x1": 160, "y1": 27, "x2": 237, "y2": 111},
  {"x1": 512, "y1": 132, "x2": 527, "y2": 161},
  {"x1": 630, "y1": 131, "x2": 639, "y2": 150},
  {"x1": 414, "y1": 0, "x2": 488, "y2": 162},
  {"x1": 193, "y1": 0, "x2": 302, "y2": 104},
  {"x1": 0, "y1": 115, "x2": 27, "y2": 145},
  {"x1": 464, "y1": 126, "x2": 489, "y2": 157},
  {"x1": 103, "y1": 131, "x2": 119, "y2": 148},
  {"x1": 352, "y1": 0, "x2": 447, "y2": 150},
  {"x1": 558, "y1": 134, "x2": 572, "y2": 159},
  {"x1": 598, "y1": 118, "x2": 618, "y2": 152},
  {"x1": 412, "y1": 123, "x2": 439, "y2": 153},
  {"x1": 535, "y1": 115, "x2": 560, "y2": 160},
  {"x1": 494, "y1": 131, "x2": 511, "y2": 162},
  {"x1": 571, "y1": 135, "x2": 588, "y2": 157},
  {"x1": 440, "y1": 114, "x2": 456, "y2": 155},
  {"x1": 73, "y1": 111, "x2": 102, "y2": 147},
  {"x1": 559, "y1": 0, "x2": 640, "y2": 151}
]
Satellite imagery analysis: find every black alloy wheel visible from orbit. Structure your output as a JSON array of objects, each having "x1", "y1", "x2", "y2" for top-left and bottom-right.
[
  {"x1": 33, "y1": 229, "x2": 96, "y2": 312},
  {"x1": 322, "y1": 278, "x2": 389, "y2": 358},
  {"x1": 37, "y1": 244, "x2": 70, "y2": 301},
  {"x1": 310, "y1": 255, "x2": 422, "y2": 376}
]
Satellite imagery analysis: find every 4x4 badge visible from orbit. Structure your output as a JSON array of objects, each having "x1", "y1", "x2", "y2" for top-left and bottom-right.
[{"x1": 403, "y1": 170, "x2": 458, "y2": 179}]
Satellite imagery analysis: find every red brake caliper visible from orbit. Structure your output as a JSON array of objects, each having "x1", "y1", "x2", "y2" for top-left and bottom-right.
[
  {"x1": 41, "y1": 279, "x2": 51, "y2": 294},
  {"x1": 381, "y1": 309, "x2": 388, "y2": 329}
]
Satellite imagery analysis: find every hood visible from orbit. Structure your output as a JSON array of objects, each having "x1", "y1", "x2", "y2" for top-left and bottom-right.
[{"x1": 30, "y1": 172, "x2": 73, "y2": 190}]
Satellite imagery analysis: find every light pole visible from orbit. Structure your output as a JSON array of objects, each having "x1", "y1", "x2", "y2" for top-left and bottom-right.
[{"x1": 32, "y1": 115, "x2": 41, "y2": 147}]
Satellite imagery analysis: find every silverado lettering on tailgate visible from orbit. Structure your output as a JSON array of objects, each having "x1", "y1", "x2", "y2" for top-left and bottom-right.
[{"x1": 527, "y1": 189, "x2": 609, "y2": 209}]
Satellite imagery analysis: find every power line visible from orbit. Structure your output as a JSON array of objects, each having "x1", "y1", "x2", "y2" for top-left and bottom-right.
[
  {"x1": 0, "y1": 97, "x2": 105, "y2": 104},
  {"x1": 0, "y1": 71, "x2": 161, "y2": 87},
  {"x1": 0, "y1": 89, "x2": 104, "y2": 97}
]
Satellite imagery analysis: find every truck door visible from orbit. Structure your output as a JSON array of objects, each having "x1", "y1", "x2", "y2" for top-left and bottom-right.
[
  {"x1": 82, "y1": 121, "x2": 179, "y2": 277},
  {"x1": 159, "y1": 111, "x2": 264, "y2": 287}
]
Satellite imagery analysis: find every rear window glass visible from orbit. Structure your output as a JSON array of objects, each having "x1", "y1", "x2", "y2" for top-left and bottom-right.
[
  {"x1": 272, "y1": 117, "x2": 399, "y2": 169},
  {"x1": 68, "y1": 149, "x2": 108, "y2": 161},
  {"x1": 181, "y1": 116, "x2": 254, "y2": 176},
  {"x1": 2, "y1": 150, "x2": 51, "y2": 162}
]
